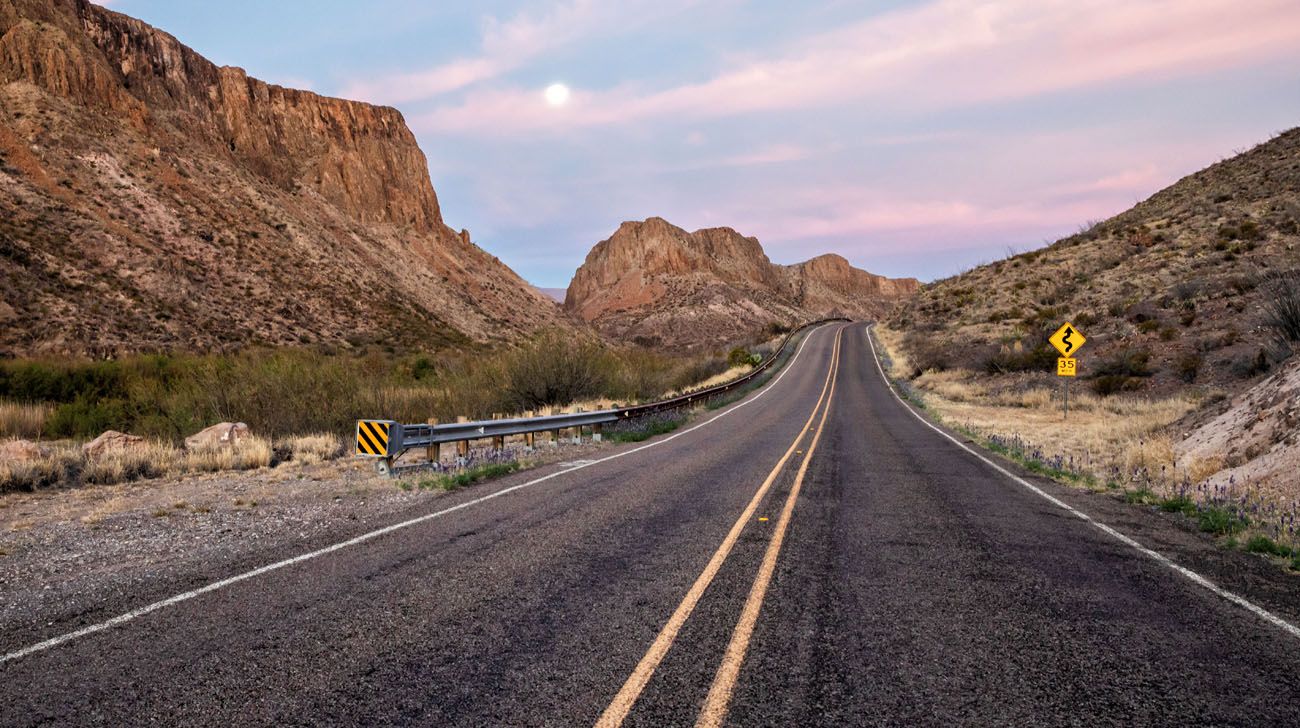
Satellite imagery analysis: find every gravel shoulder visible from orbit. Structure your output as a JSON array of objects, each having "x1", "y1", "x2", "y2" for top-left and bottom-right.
[{"x1": 0, "y1": 437, "x2": 613, "y2": 645}]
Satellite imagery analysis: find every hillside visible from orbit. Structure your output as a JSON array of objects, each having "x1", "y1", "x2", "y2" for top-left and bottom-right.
[
  {"x1": 890, "y1": 127, "x2": 1300, "y2": 394},
  {"x1": 566, "y1": 217, "x2": 918, "y2": 349},
  {"x1": 881, "y1": 127, "x2": 1300, "y2": 541},
  {"x1": 0, "y1": 0, "x2": 566, "y2": 357}
]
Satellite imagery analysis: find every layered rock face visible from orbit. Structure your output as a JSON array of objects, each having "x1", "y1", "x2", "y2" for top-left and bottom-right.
[
  {"x1": 565, "y1": 217, "x2": 919, "y2": 349},
  {"x1": 0, "y1": 0, "x2": 565, "y2": 355}
]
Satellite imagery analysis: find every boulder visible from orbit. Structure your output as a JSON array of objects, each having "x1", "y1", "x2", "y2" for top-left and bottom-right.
[
  {"x1": 0, "y1": 439, "x2": 50, "y2": 462},
  {"x1": 82, "y1": 430, "x2": 145, "y2": 459},
  {"x1": 185, "y1": 422, "x2": 252, "y2": 451}
]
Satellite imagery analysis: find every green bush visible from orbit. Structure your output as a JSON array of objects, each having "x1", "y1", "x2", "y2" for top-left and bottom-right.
[
  {"x1": 1245, "y1": 534, "x2": 1292, "y2": 557},
  {"x1": 1199, "y1": 507, "x2": 1247, "y2": 536},
  {"x1": 497, "y1": 330, "x2": 614, "y2": 411}
]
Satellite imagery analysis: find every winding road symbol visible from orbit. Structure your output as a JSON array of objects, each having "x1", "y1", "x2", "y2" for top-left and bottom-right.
[{"x1": 1049, "y1": 322, "x2": 1087, "y2": 358}]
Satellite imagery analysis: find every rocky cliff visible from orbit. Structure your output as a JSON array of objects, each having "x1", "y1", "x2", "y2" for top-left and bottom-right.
[
  {"x1": 0, "y1": 0, "x2": 565, "y2": 355},
  {"x1": 565, "y1": 217, "x2": 919, "y2": 349}
]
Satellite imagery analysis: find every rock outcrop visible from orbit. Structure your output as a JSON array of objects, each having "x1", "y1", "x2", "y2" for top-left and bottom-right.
[
  {"x1": 0, "y1": 439, "x2": 48, "y2": 461},
  {"x1": 185, "y1": 422, "x2": 252, "y2": 451},
  {"x1": 82, "y1": 430, "x2": 144, "y2": 458},
  {"x1": 565, "y1": 217, "x2": 918, "y2": 349},
  {"x1": 0, "y1": 0, "x2": 567, "y2": 356}
]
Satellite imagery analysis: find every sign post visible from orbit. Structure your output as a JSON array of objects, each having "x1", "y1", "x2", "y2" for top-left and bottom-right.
[{"x1": 1049, "y1": 323, "x2": 1087, "y2": 420}]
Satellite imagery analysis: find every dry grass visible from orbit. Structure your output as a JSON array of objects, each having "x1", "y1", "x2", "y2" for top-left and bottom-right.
[
  {"x1": 82, "y1": 441, "x2": 179, "y2": 485},
  {"x1": 0, "y1": 446, "x2": 78, "y2": 491},
  {"x1": 281, "y1": 433, "x2": 342, "y2": 466},
  {"x1": 876, "y1": 327, "x2": 1199, "y2": 491},
  {"x1": 1, "y1": 436, "x2": 275, "y2": 493},
  {"x1": 669, "y1": 365, "x2": 751, "y2": 395},
  {"x1": 185, "y1": 436, "x2": 273, "y2": 473},
  {"x1": 0, "y1": 400, "x2": 53, "y2": 439}
]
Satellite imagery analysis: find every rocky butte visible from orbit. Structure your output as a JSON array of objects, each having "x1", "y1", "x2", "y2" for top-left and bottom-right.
[
  {"x1": 0, "y1": 0, "x2": 565, "y2": 356},
  {"x1": 565, "y1": 217, "x2": 919, "y2": 349}
]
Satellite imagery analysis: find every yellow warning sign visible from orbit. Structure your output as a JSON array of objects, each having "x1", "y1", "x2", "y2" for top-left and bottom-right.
[
  {"x1": 1049, "y1": 322, "x2": 1087, "y2": 358},
  {"x1": 1057, "y1": 357, "x2": 1077, "y2": 377},
  {"x1": 356, "y1": 420, "x2": 392, "y2": 457}
]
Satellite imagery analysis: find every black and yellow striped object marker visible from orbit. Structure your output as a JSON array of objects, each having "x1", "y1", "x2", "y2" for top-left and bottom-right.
[{"x1": 356, "y1": 420, "x2": 393, "y2": 457}]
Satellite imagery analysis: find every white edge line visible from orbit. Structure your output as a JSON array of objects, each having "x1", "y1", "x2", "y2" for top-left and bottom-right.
[
  {"x1": 863, "y1": 325, "x2": 1300, "y2": 641},
  {"x1": 0, "y1": 326, "x2": 833, "y2": 666}
]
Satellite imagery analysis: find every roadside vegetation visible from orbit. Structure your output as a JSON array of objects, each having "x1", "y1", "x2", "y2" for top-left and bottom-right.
[
  {"x1": 1, "y1": 327, "x2": 786, "y2": 493},
  {"x1": 872, "y1": 325, "x2": 1300, "y2": 567}
]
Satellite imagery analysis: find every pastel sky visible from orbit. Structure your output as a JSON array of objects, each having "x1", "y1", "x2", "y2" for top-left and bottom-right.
[{"x1": 99, "y1": 0, "x2": 1300, "y2": 286}]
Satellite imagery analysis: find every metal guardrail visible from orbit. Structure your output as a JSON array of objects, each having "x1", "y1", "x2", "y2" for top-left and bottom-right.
[{"x1": 357, "y1": 318, "x2": 848, "y2": 474}]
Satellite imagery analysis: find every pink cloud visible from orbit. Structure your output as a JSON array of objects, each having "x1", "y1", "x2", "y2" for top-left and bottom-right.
[
  {"x1": 340, "y1": 0, "x2": 703, "y2": 105},
  {"x1": 413, "y1": 0, "x2": 1300, "y2": 135}
]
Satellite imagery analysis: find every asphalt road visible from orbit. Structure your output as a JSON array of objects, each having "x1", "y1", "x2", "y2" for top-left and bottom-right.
[{"x1": 4, "y1": 322, "x2": 1300, "y2": 726}]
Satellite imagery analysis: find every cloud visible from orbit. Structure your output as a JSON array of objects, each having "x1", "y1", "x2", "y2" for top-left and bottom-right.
[
  {"x1": 414, "y1": 0, "x2": 1300, "y2": 135},
  {"x1": 340, "y1": 0, "x2": 701, "y2": 105}
]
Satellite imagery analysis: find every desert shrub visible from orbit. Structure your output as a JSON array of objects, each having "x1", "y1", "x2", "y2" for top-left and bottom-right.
[
  {"x1": 727, "y1": 347, "x2": 755, "y2": 368},
  {"x1": 765, "y1": 321, "x2": 793, "y2": 337},
  {"x1": 499, "y1": 330, "x2": 614, "y2": 411},
  {"x1": 0, "y1": 360, "x2": 127, "y2": 403},
  {"x1": 1176, "y1": 353, "x2": 1202, "y2": 383},
  {"x1": 1263, "y1": 271, "x2": 1300, "y2": 344},
  {"x1": 0, "y1": 333, "x2": 760, "y2": 441},
  {"x1": 1231, "y1": 348, "x2": 1271, "y2": 379},
  {"x1": 1095, "y1": 348, "x2": 1153, "y2": 378},
  {"x1": 46, "y1": 397, "x2": 134, "y2": 439},
  {"x1": 1091, "y1": 375, "x2": 1145, "y2": 396},
  {"x1": 983, "y1": 342, "x2": 1057, "y2": 374},
  {"x1": 903, "y1": 331, "x2": 951, "y2": 375},
  {"x1": 1138, "y1": 319, "x2": 1161, "y2": 333},
  {"x1": 1090, "y1": 349, "x2": 1154, "y2": 395}
]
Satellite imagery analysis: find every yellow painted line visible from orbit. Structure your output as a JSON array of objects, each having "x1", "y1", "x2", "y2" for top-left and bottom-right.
[
  {"x1": 594, "y1": 326, "x2": 844, "y2": 728},
  {"x1": 695, "y1": 326, "x2": 843, "y2": 728}
]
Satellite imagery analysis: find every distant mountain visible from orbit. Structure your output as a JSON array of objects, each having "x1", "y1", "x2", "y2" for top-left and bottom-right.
[
  {"x1": 564, "y1": 217, "x2": 918, "y2": 349},
  {"x1": 888, "y1": 126, "x2": 1300, "y2": 393},
  {"x1": 0, "y1": 0, "x2": 567, "y2": 356},
  {"x1": 533, "y1": 287, "x2": 567, "y2": 303}
]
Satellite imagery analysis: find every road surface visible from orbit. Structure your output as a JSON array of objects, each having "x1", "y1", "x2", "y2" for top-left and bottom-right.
[{"x1": 3, "y1": 322, "x2": 1300, "y2": 726}]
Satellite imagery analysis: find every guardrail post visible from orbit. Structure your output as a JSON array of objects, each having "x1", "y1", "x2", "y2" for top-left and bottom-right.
[
  {"x1": 491, "y1": 413, "x2": 505, "y2": 451},
  {"x1": 426, "y1": 418, "x2": 440, "y2": 464},
  {"x1": 456, "y1": 415, "x2": 470, "y2": 458},
  {"x1": 524, "y1": 411, "x2": 536, "y2": 448},
  {"x1": 551, "y1": 407, "x2": 562, "y2": 445},
  {"x1": 593, "y1": 422, "x2": 603, "y2": 443},
  {"x1": 573, "y1": 407, "x2": 583, "y2": 444}
]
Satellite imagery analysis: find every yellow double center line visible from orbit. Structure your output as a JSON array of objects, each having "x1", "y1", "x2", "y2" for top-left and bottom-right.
[{"x1": 596, "y1": 325, "x2": 844, "y2": 728}]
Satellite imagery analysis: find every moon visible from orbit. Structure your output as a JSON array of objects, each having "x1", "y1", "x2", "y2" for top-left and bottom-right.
[{"x1": 544, "y1": 83, "x2": 570, "y2": 107}]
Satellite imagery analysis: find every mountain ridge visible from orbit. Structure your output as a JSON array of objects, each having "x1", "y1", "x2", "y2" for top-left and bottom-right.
[
  {"x1": 0, "y1": 0, "x2": 567, "y2": 356},
  {"x1": 565, "y1": 216, "x2": 919, "y2": 349}
]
